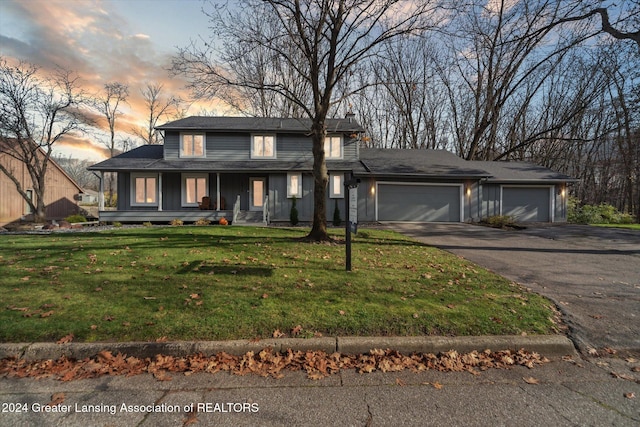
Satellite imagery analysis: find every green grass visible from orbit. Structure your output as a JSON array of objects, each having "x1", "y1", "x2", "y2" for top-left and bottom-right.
[
  {"x1": 591, "y1": 223, "x2": 640, "y2": 230},
  {"x1": 0, "y1": 226, "x2": 557, "y2": 342}
]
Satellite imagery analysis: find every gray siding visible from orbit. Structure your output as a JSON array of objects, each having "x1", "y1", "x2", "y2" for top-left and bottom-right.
[
  {"x1": 481, "y1": 184, "x2": 501, "y2": 218},
  {"x1": 163, "y1": 131, "x2": 358, "y2": 161}
]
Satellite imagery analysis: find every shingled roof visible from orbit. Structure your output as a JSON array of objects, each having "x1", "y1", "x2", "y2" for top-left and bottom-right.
[
  {"x1": 156, "y1": 116, "x2": 365, "y2": 133},
  {"x1": 471, "y1": 161, "x2": 577, "y2": 183},
  {"x1": 358, "y1": 148, "x2": 490, "y2": 178},
  {"x1": 88, "y1": 145, "x2": 362, "y2": 173}
]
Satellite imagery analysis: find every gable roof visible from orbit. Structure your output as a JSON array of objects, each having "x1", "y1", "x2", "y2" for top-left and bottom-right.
[
  {"x1": 0, "y1": 138, "x2": 83, "y2": 192},
  {"x1": 156, "y1": 116, "x2": 365, "y2": 133},
  {"x1": 358, "y1": 148, "x2": 490, "y2": 178}
]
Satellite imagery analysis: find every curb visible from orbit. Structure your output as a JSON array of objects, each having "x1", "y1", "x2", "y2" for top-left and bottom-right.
[{"x1": 0, "y1": 335, "x2": 575, "y2": 361}]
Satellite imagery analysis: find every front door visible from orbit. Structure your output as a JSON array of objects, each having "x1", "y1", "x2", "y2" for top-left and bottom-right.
[{"x1": 249, "y1": 177, "x2": 266, "y2": 211}]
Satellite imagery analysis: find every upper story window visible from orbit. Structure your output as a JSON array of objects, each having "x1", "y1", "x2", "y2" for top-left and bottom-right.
[
  {"x1": 252, "y1": 135, "x2": 276, "y2": 158},
  {"x1": 131, "y1": 174, "x2": 158, "y2": 206},
  {"x1": 324, "y1": 135, "x2": 343, "y2": 159},
  {"x1": 180, "y1": 133, "x2": 205, "y2": 158}
]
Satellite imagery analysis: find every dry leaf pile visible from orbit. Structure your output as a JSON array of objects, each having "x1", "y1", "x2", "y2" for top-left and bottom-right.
[{"x1": 0, "y1": 348, "x2": 549, "y2": 381}]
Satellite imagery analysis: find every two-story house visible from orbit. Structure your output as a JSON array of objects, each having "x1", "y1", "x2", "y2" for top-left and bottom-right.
[{"x1": 88, "y1": 115, "x2": 575, "y2": 224}]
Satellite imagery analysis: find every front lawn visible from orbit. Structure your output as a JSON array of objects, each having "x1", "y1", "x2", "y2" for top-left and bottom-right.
[{"x1": 0, "y1": 226, "x2": 557, "y2": 342}]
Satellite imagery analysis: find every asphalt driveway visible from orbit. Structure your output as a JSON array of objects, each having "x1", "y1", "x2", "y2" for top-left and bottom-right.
[{"x1": 389, "y1": 223, "x2": 640, "y2": 356}]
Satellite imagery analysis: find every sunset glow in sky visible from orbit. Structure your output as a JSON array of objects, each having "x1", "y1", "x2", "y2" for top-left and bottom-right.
[{"x1": 0, "y1": 0, "x2": 217, "y2": 161}]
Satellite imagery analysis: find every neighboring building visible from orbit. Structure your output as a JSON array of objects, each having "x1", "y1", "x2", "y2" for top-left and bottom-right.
[
  {"x1": 87, "y1": 116, "x2": 575, "y2": 225},
  {"x1": 0, "y1": 141, "x2": 83, "y2": 227}
]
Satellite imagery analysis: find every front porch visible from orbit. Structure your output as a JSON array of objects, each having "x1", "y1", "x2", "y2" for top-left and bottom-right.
[{"x1": 98, "y1": 209, "x2": 233, "y2": 223}]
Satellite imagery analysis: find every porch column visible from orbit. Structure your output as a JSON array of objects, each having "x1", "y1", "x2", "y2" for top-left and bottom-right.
[
  {"x1": 158, "y1": 173, "x2": 163, "y2": 211},
  {"x1": 98, "y1": 171, "x2": 105, "y2": 210},
  {"x1": 216, "y1": 172, "x2": 221, "y2": 211}
]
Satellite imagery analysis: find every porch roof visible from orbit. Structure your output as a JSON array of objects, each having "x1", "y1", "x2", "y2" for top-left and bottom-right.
[{"x1": 88, "y1": 145, "x2": 363, "y2": 173}]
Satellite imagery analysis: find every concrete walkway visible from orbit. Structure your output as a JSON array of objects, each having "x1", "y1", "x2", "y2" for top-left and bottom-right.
[{"x1": 389, "y1": 223, "x2": 640, "y2": 356}]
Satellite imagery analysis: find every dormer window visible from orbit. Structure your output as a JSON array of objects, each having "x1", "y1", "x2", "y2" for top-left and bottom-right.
[
  {"x1": 252, "y1": 135, "x2": 276, "y2": 158},
  {"x1": 324, "y1": 135, "x2": 343, "y2": 159},
  {"x1": 180, "y1": 133, "x2": 205, "y2": 158}
]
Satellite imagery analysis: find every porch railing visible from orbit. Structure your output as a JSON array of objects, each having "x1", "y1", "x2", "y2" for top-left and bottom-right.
[
  {"x1": 263, "y1": 195, "x2": 269, "y2": 225},
  {"x1": 233, "y1": 195, "x2": 241, "y2": 224}
]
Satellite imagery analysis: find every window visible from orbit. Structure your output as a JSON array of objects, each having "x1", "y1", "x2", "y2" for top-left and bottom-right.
[
  {"x1": 287, "y1": 173, "x2": 302, "y2": 198},
  {"x1": 329, "y1": 173, "x2": 344, "y2": 198},
  {"x1": 252, "y1": 135, "x2": 276, "y2": 158},
  {"x1": 180, "y1": 133, "x2": 205, "y2": 157},
  {"x1": 131, "y1": 174, "x2": 158, "y2": 206},
  {"x1": 182, "y1": 174, "x2": 208, "y2": 206},
  {"x1": 324, "y1": 135, "x2": 342, "y2": 159}
]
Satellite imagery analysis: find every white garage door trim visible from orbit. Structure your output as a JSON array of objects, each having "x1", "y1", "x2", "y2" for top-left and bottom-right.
[
  {"x1": 500, "y1": 185, "x2": 554, "y2": 222},
  {"x1": 376, "y1": 182, "x2": 464, "y2": 222}
]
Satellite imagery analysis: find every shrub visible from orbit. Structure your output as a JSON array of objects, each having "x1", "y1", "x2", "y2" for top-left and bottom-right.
[
  {"x1": 333, "y1": 199, "x2": 342, "y2": 226},
  {"x1": 112, "y1": 221, "x2": 122, "y2": 228},
  {"x1": 143, "y1": 221, "x2": 153, "y2": 227},
  {"x1": 170, "y1": 219, "x2": 184, "y2": 226},
  {"x1": 195, "y1": 218, "x2": 211, "y2": 226},
  {"x1": 568, "y1": 198, "x2": 635, "y2": 224},
  {"x1": 289, "y1": 196, "x2": 299, "y2": 225},
  {"x1": 65, "y1": 214, "x2": 87, "y2": 223}
]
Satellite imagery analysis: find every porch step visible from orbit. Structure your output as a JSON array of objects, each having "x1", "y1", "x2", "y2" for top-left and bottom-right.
[{"x1": 234, "y1": 211, "x2": 266, "y2": 225}]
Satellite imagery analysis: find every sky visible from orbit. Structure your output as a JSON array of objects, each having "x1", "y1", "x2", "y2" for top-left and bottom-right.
[{"x1": 0, "y1": 0, "x2": 217, "y2": 161}]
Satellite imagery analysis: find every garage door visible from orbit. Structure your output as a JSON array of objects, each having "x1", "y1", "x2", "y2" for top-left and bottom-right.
[
  {"x1": 377, "y1": 184, "x2": 461, "y2": 222},
  {"x1": 502, "y1": 187, "x2": 551, "y2": 222}
]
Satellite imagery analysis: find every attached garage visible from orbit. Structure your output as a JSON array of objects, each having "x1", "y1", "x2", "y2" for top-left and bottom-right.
[
  {"x1": 377, "y1": 183, "x2": 462, "y2": 222},
  {"x1": 501, "y1": 186, "x2": 552, "y2": 222}
]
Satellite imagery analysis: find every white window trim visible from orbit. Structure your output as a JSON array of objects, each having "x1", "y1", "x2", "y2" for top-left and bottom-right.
[
  {"x1": 180, "y1": 132, "x2": 206, "y2": 158},
  {"x1": 131, "y1": 173, "x2": 159, "y2": 207},
  {"x1": 329, "y1": 173, "x2": 344, "y2": 198},
  {"x1": 324, "y1": 135, "x2": 343, "y2": 159},
  {"x1": 181, "y1": 173, "x2": 209, "y2": 207},
  {"x1": 287, "y1": 172, "x2": 302, "y2": 198},
  {"x1": 251, "y1": 134, "x2": 277, "y2": 159}
]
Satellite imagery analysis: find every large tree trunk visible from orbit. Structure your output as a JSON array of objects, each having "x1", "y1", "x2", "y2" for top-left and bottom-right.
[{"x1": 307, "y1": 120, "x2": 331, "y2": 241}]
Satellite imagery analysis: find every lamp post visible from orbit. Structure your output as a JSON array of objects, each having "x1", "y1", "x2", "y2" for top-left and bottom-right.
[{"x1": 344, "y1": 176, "x2": 360, "y2": 271}]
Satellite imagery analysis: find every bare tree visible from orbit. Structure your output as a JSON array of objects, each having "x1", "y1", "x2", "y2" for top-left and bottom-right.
[
  {"x1": 0, "y1": 58, "x2": 89, "y2": 222},
  {"x1": 52, "y1": 154, "x2": 100, "y2": 191},
  {"x1": 437, "y1": 0, "x2": 597, "y2": 160},
  {"x1": 96, "y1": 82, "x2": 128, "y2": 206},
  {"x1": 133, "y1": 83, "x2": 183, "y2": 145},
  {"x1": 173, "y1": 0, "x2": 440, "y2": 241}
]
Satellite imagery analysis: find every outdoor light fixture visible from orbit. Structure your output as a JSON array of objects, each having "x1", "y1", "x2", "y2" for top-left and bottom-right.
[
  {"x1": 466, "y1": 186, "x2": 471, "y2": 197},
  {"x1": 370, "y1": 185, "x2": 375, "y2": 196}
]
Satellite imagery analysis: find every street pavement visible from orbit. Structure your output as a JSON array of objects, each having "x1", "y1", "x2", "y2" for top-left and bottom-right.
[
  {"x1": 389, "y1": 223, "x2": 640, "y2": 356},
  {"x1": 1, "y1": 353, "x2": 639, "y2": 426}
]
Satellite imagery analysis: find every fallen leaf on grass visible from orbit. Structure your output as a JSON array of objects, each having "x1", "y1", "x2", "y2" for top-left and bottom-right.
[
  {"x1": 56, "y1": 334, "x2": 74, "y2": 344},
  {"x1": 523, "y1": 376, "x2": 540, "y2": 384},
  {"x1": 40, "y1": 311, "x2": 54, "y2": 318},
  {"x1": 291, "y1": 325, "x2": 302, "y2": 336},
  {"x1": 624, "y1": 392, "x2": 635, "y2": 399},
  {"x1": 272, "y1": 329, "x2": 284, "y2": 338},
  {"x1": 432, "y1": 382, "x2": 443, "y2": 390}
]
